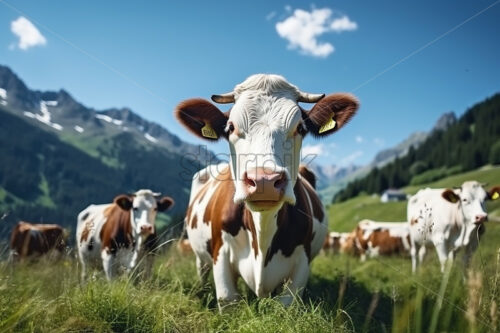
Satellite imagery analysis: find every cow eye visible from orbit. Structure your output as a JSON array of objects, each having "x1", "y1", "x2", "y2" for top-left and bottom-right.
[
  {"x1": 133, "y1": 207, "x2": 138, "y2": 211},
  {"x1": 295, "y1": 123, "x2": 307, "y2": 136},
  {"x1": 226, "y1": 122, "x2": 235, "y2": 134}
]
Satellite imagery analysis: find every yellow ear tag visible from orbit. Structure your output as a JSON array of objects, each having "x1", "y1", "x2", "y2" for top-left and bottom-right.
[
  {"x1": 318, "y1": 114, "x2": 336, "y2": 134},
  {"x1": 201, "y1": 123, "x2": 218, "y2": 139},
  {"x1": 492, "y1": 192, "x2": 499, "y2": 200}
]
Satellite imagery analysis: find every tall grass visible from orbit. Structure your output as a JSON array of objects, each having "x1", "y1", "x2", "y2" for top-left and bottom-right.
[{"x1": 1, "y1": 224, "x2": 499, "y2": 332}]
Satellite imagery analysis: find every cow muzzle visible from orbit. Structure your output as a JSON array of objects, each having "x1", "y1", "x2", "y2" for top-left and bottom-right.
[
  {"x1": 140, "y1": 224, "x2": 154, "y2": 235},
  {"x1": 474, "y1": 214, "x2": 488, "y2": 224},
  {"x1": 243, "y1": 168, "x2": 287, "y2": 208}
]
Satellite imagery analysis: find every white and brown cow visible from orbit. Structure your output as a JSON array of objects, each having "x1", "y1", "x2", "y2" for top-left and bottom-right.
[
  {"x1": 352, "y1": 220, "x2": 411, "y2": 261},
  {"x1": 9, "y1": 221, "x2": 66, "y2": 261},
  {"x1": 76, "y1": 189, "x2": 174, "y2": 280},
  {"x1": 408, "y1": 181, "x2": 499, "y2": 273},
  {"x1": 175, "y1": 74, "x2": 358, "y2": 307},
  {"x1": 322, "y1": 231, "x2": 353, "y2": 254}
]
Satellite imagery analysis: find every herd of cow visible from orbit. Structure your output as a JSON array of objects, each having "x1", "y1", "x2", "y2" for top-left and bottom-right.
[
  {"x1": 6, "y1": 74, "x2": 500, "y2": 310},
  {"x1": 324, "y1": 178, "x2": 500, "y2": 274}
]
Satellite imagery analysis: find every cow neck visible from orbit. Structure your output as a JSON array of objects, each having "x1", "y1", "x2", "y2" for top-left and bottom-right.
[{"x1": 451, "y1": 202, "x2": 467, "y2": 248}]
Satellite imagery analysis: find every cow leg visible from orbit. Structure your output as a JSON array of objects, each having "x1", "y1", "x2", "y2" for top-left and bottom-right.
[
  {"x1": 278, "y1": 257, "x2": 310, "y2": 306},
  {"x1": 101, "y1": 250, "x2": 115, "y2": 280},
  {"x1": 410, "y1": 244, "x2": 418, "y2": 273},
  {"x1": 196, "y1": 256, "x2": 210, "y2": 284},
  {"x1": 434, "y1": 242, "x2": 449, "y2": 273},
  {"x1": 213, "y1": 252, "x2": 239, "y2": 310},
  {"x1": 418, "y1": 245, "x2": 426, "y2": 265}
]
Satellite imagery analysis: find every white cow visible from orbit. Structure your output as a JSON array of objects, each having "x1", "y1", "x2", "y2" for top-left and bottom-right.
[
  {"x1": 175, "y1": 74, "x2": 358, "y2": 308},
  {"x1": 76, "y1": 189, "x2": 173, "y2": 280},
  {"x1": 408, "y1": 181, "x2": 499, "y2": 272}
]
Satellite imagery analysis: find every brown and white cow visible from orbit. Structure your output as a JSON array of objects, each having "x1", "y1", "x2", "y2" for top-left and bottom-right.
[
  {"x1": 352, "y1": 220, "x2": 411, "y2": 261},
  {"x1": 175, "y1": 74, "x2": 358, "y2": 307},
  {"x1": 322, "y1": 231, "x2": 352, "y2": 254},
  {"x1": 9, "y1": 221, "x2": 66, "y2": 260},
  {"x1": 408, "y1": 182, "x2": 500, "y2": 273},
  {"x1": 76, "y1": 189, "x2": 174, "y2": 280}
]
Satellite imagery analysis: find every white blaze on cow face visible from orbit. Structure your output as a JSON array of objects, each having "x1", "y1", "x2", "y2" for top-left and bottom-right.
[{"x1": 227, "y1": 76, "x2": 304, "y2": 207}]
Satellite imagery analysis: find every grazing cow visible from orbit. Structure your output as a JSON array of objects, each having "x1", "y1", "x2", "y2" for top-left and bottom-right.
[
  {"x1": 175, "y1": 74, "x2": 358, "y2": 307},
  {"x1": 352, "y1": 220, "x2": 411, "y2": 261},
  {"x1": 322, "y1": 231, "x2": 352, "y2": 254},
  {"x1": 76, "y1": 189, "x2": 174, "y2": 280},
  {"x1": 407, "y1": 181, "x2": 500, "y2": 273},
  {"x1": 9, "y1": 222, "x2": 66, "y2": 260}
]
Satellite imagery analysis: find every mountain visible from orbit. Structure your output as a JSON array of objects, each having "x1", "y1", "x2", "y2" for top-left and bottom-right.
[
  {"x1": 370, "y1": 113, "x2": 456, "y2": 168},
  {"x1": 0, "y1": 65, "x2": 216, "y2": 238}
]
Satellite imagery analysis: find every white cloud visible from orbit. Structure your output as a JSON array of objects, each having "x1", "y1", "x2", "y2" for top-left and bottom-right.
[
  {"x1": 340, "y1": 150, "x2": 363, "y2": 166},
  {"x1": 266, "y1": 11, "x2": 277, "y2": 21},
  {"x1": 330, "y1": 15, "x2": 358, "y2": 32},
  {"x1": 301, "y1": 143, "x2": 326, "y2": 158},
  {"x1": 275, "y1": 8, "x2": 357, "y2": 58},
  {"x1": 355, "y1": 135, "x2": 363, "y2": 143},
  {"x1": 10, "y1": 16, "x2": 46, "y2": 50}
]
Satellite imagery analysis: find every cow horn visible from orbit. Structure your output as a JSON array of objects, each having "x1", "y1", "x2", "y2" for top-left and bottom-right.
[
  {"x1": 297, "y1": 92, "x2": 325, "y2": 103},
  {"x1": 153, "y1": 192, "x2": 162, "y2": 197},
  {"x1": 211, "y1": 92, "x2": 235, "y2": 104}
]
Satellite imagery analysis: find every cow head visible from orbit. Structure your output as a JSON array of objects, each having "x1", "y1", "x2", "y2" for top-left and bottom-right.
[
  {"x1": 115, "y1": 189, "x2": 174, "y2": 236},
  {"x1": 175, "y1": 74, "x2": 358, "y2": 211},
  {"x1": 441, "y1": 181, "x2": 500, "y2": 225}
]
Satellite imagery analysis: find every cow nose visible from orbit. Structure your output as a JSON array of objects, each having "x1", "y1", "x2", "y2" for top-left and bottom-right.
[
  {"x1": 243, "y1": 168, "x2": 287, "y2": 201},
  {"x1": 475, "y1": 214, "x2": 488, "y2": 223},
  {"x1": 140, "y1": 225, "x2": 153, "y2": 234}
]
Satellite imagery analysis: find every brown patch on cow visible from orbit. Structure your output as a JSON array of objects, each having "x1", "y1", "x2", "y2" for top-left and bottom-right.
[
  {"x1": 206, "y1": 239, "x2": 213, "y2": 256},
  {"x1": 410, "y1": 218, "x2": 418, "y2": 225},
  {"x1": 186, "y1": 180, "x2": 212, "y2": 229},
  {"x1": 298, "y1": 165, "x2": 316, "y2": 189},
  {"x1": 100, "y1": 204, "x2": 133, "y2": 254},
  {"x1": 264, "y1": 178, "x2": 314, "y2": 266},
  {"x1": 202, "y1": 166, "x2": 258, "y2": 263},
  {"x1": 301, "y1": 177, "x2": 324, "y2": 222},
  {"x1": 191, "y1": 214, "x2": 198, "y2": 229},
  {"x1": 354, "y1": 227, "x2": 409, "y2": 257},
  {"x1": 10, "y1": 222, "x2": 65, "y2": 258},
  {"x1": 80, "y1": 219, "x2": 94, "y2": 243}
]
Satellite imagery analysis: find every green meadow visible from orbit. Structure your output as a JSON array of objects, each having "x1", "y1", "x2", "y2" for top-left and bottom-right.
[{"x1": 1, "y1": 166, "x2": 499, "y2": 332}]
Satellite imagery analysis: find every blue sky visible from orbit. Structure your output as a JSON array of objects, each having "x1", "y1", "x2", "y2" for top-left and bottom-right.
[{"x1": 1, "y1": 0, "x2": 499, "y2": 167}]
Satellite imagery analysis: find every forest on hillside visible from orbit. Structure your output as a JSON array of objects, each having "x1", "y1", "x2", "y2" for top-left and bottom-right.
[{"x1": 334, "y1": 93, "x2": 500, "y2": 202}]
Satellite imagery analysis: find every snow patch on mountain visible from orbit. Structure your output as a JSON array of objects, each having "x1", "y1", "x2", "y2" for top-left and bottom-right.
[
  {"x1": 23, "y1": 100, "x2": 63, "y2": 131},
  {"x1": 95, "y1": 114, "x2": 123, "y2": 126},
  {"x1": 74, "y1": 125, "x2": 84, "y2": 133},
  {"x1": 144, "y1": 133, "x2": 158, "y2": 143},
  {"x1": 0, "y1": 88, "x2": 7, "y2": 105}
]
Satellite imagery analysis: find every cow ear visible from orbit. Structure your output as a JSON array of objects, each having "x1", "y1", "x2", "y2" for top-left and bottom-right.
[
  {"x1": 442, "y1": 189, "x2": 460, "y2": 203},
  {"x1": 488, "y1": 186, "x2": 500, "y2": 200},
  {"x1": 302, "y1": 93, "x2": 359, "y2": 137},
  {"x1": 175, "y1": 98, "x2": 228, "y2": 141},
  {"x1": 157, "y1": 196, "x2": 174, "y2": 212},
  {"x1": 114, "y1": 195, "x2": 133, "y2": 210}
]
